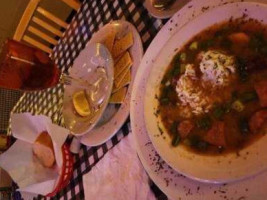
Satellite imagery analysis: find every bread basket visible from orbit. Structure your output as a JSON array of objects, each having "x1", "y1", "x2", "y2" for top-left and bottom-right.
[{"x1": 46, "y1": 144, "x2": 74, "y2": 197}]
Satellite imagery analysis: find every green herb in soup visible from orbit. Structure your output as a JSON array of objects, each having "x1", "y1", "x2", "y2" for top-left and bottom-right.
[{"x1": 158, "y1": 18, "x2": 267, "y2": 155}]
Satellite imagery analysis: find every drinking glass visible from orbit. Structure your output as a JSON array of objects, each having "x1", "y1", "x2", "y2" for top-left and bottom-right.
[
  {"x1": 0, "y1": 39, "x2": 108, "y2": 93},
  {"x1": 0, "y1": 39, "x2": 60, "y2": 91}
]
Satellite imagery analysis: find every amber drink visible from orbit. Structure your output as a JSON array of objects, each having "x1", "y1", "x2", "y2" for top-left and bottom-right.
[{"x1": 0, "y1": 39, "x2": 60, "y2": 91}]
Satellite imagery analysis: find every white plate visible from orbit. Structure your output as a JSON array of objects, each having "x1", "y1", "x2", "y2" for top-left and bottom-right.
[
  {"x1": 81, "y1": 20, "x2": 143, "y2": 146},
  {"x1": 145, "y1": 0, "x2": 189, "y2": 19},
  {"x1": 131, "y1": 0, "x2": 267, "y2": 199}
]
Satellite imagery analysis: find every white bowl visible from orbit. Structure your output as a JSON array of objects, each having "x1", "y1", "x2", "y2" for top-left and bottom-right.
[{"x1": 144, "y1": 2, "x2": 267, "y2": 183}]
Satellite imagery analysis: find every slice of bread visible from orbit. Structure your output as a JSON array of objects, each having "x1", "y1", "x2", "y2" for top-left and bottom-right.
[{"x1": 33, "y1": 131, "x2": 55, "y2": 168}]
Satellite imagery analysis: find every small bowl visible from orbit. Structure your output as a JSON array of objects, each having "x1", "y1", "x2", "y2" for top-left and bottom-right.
[{"x1": 62, "y1": 43, "x2": 114, "y2": 136}]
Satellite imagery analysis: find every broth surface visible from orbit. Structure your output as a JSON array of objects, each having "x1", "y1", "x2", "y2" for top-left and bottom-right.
[{"x1": 158, "y1": 18, "x2": 267, "y2": 155}]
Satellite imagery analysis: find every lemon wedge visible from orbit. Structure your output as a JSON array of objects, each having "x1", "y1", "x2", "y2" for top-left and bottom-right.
[{"x1": 72, "y1": 90, "x2": 91, "y2": 117}]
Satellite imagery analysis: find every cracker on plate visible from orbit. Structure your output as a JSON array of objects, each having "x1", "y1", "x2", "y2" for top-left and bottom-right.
[
  {"x1": 112, "y1": 32, "x2": 133, "y2": 58},
  {"x1": 102, "y1": 29, "x2": 116, "y2": 52},
  {"x1": 109, "y1": 86, "x2": 127, "y2": 104},
  {"x1": 114, "y1": 65, "x2": 131, "y2": 88},
  {"x1": 114, "y1": 51, "x2": 132, "y2": 79},
  {"x1": 112, "y1": 69, "x2": 131, "y2": 94}
]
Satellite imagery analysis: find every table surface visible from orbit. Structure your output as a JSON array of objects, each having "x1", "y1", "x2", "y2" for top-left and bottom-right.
[{"x1": 11, "y1": 0, "x2": 169, "y2": 199}]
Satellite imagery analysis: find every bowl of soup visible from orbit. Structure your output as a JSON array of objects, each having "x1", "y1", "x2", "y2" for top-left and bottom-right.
[{"x1": 144, "y1": 2, "x2": 267, "y2": 183}]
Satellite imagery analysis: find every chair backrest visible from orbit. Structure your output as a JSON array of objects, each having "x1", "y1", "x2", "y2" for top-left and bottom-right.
[{"x1": 13, "y1": 0, "x2": 81, "y2": 54}]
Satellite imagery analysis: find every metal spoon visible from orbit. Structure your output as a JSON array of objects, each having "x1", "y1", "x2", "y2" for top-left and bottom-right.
[{"x1": 152, "y1": 0, "x2": 176, "y2": 10}]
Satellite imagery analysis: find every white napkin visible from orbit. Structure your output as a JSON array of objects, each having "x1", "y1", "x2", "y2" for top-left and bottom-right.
[
  {"x1": 0, "y1": 113, "x2": 69, "y2": 195},
  {"x1": 83, "y1": 133, "x2": 156, "y2": 200}
]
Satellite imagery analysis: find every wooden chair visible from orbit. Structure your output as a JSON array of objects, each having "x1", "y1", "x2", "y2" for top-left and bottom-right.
[{"x1": 13, "y1": 0, "x2": 81, "y2": 54}]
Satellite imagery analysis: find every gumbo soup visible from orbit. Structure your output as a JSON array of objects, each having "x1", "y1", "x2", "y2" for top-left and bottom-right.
[{"x1": 158, "y1": 18, "x2": 267, "y2": 155}]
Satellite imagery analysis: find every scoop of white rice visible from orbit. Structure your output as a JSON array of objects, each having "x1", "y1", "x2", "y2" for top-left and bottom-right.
[
  {"x1": 175, "y1": 51, "x2": 236, "y2": 115},
  {"x1": 176, "y1": 64, "x2": 212, "y2": 115},
  {"x1": 200, "y1": 50, "x2": 236, "y2": 87}
]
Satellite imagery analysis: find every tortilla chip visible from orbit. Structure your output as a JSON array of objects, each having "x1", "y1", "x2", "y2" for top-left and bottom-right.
[
  {"x1": 114, "y1": 51, "x2": 132, "y2": 79},
  {"x1": 109, "y1": 87, "x2": 127, "y2": 104},
  {"x1": 112, "y1": 69, "x2": 131, "y2": 93},
  {"x1": 112, "y1": 32, "x2": 133, "y2": 58}
]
